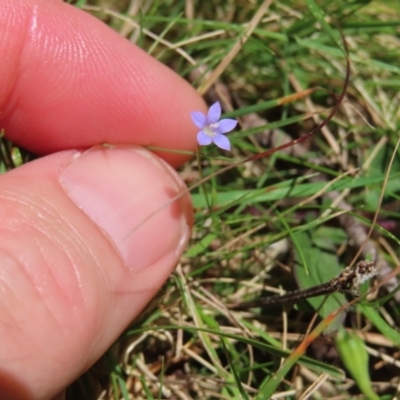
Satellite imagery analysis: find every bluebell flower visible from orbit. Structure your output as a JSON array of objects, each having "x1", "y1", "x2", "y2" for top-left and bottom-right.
[{"x1": 191, "y1": 102, "x2": 237, "y2": 151}]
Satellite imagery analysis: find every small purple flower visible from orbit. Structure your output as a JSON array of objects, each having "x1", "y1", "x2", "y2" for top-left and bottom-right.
[{"x1": 190, "y1": 102, "x2": 237, "y2": 151}]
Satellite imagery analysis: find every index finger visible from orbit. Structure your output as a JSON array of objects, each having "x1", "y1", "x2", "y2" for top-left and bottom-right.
[{"x1": 0, "y1": 0, "x2": 206, "y2": 166}]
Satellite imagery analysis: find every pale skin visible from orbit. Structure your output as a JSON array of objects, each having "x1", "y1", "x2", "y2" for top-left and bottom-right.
[{"x1": 0, "y1": 1, "x2": 207, "y2": 399}]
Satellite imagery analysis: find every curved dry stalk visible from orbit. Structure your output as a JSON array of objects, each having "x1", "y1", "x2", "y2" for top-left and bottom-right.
[{"x1": 192, "y1": 41, "x2": 399, "y2": 301}]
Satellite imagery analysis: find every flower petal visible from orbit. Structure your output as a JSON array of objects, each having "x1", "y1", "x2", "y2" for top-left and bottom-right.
[
  {"x1": 217, "y1": 118, "x2": 237, "y2": 134},
  {"x1": 206, "y1": 101, "x2": 221, "y2": 124},
  {"x1": 191, "y1": 112, "x2": 206, "y2": 129},
  {"x1": 212, "y1": 133, "x2": 231, "y2": 151},
  {"x1": 197, "y1": 131, "x2": 213, "y2": 146}
]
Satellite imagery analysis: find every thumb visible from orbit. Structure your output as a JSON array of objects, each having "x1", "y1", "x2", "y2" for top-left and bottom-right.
[{"x1": 0, "y1": 146, "x2": 192, "y2": 399}]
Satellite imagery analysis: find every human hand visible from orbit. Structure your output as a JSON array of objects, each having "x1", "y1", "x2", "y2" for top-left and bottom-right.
[{"x1": 0, "y1": 1, "x2": 206, "y2": 399}]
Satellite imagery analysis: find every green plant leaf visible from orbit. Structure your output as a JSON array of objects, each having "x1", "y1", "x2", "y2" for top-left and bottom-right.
[
  {"x1": 336, "y1": 328, "x2": 379, "y2": 400},
  {"x1": 292, "y1": 229, "x2": 347, "y2": 332}
]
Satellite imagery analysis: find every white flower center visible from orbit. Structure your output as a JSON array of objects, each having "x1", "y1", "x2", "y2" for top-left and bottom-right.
[{"x1": 204, "y1": 122, "x2": 219, "y2": 137}]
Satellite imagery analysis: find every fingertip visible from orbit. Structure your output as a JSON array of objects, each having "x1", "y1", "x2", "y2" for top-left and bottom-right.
[
  {"x1": 60, "y1": 146, "x2": 193, "y2": 271},
  {"x1": 0, "y1": 0, "x2": 207, "y2": 166},
  {"x1": 0, "y1": 146, "x2": 193, "y2": 398}
]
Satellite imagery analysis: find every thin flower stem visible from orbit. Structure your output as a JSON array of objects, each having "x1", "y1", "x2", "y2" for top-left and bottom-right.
[
  {"x1": 196, "y1": 148, "x2": 211, "y2": 210},
  {"x1": 122, "y1": 33, "x2": 350, "y2": 240}
]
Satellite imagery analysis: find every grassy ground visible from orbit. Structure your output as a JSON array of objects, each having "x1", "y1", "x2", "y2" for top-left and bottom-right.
[{"x1": 3, "y1": 0, "x2": 400, "y2": 398}]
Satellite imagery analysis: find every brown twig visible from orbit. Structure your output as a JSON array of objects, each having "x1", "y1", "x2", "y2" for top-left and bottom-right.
[{"x1": 229, "y1": 260, "x2": 377, "y2": 309}]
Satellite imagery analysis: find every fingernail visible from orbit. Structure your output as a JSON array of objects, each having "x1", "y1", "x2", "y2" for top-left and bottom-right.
[{"x1": 60, "y1": 146, "x2": 192, "y2": 271}]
